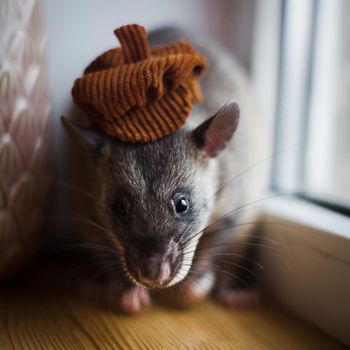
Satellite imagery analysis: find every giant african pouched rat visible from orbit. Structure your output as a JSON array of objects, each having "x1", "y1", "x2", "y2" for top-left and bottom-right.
[{"x1": 60, "y1": 27, "x2": 268, "y2": 313}]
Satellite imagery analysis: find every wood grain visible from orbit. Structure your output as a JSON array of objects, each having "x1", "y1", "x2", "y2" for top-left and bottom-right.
[{"x1": 0, "y1": 291, "x2": 347, "y2": 350}]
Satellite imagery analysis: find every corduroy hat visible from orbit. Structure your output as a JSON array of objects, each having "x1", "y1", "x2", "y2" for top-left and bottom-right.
[{"x1": 72, "y1": 24, "x2": 207, "y2": 143}]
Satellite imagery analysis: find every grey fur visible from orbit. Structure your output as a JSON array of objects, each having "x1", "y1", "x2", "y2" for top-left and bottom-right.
[{"x1": 60, "y1": 30, "x2": 268, "y2": 300}]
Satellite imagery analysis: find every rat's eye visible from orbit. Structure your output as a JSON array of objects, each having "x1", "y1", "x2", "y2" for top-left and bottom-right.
[
  {"x1": 174, "y1": 197, "x2": 189, "y2": 214},
  {"x1": 112, "y1": 195, "x2": 130, "y2": 218}
]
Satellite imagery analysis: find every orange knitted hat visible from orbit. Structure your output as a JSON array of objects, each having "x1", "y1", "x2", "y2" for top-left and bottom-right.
[{"x1": 72, "y1": 24, "x2": 208, "y2": 143}]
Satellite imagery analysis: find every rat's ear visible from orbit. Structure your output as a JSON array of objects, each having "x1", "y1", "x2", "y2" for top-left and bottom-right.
[
  {"x1": 61, "y1": 116, "x2": 105, "y2": 154},
  {"x1": 192, "y1": 101, "x2": 240, "y2": 158}
]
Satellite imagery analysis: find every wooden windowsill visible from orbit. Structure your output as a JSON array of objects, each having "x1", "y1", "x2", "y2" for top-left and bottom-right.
[{"x1": 0, "y1": 289, "x2": 346, "y2": 349}]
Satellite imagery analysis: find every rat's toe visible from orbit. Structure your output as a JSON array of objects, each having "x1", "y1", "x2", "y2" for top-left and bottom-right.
[{"x1": 120, "y1": 287, "x2": 151, "y2": 314}]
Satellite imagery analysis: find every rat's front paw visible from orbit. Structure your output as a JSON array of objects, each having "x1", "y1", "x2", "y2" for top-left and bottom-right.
[
  {"x1": 120, "y1": 287, "x2": 151, "y2": 313},
  {"x1": 164, "y1": 270, "x2": 215, "y2": 308},
  {"x1": 106, "y1": 284, "x2": 151, "y2": 314},
  {"x1": 79, "y1": 279, "x2": 151, "y2": 313},
  {"x1": 215, "y1": 288, "x2": 260, "y2": 309}
]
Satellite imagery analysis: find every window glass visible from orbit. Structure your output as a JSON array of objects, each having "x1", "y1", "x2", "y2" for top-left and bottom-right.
[
  {"x1": 272, "y1": 0, "x2": 350, "y2": 211},
  {"x1": 304, "y1": 0, "x2": 350, "y2": 209}
]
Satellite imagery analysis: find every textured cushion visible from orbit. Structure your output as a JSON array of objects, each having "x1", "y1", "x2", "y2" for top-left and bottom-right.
[{"x1": 0, "y1": 0, "x2": 50, "y2": 281}]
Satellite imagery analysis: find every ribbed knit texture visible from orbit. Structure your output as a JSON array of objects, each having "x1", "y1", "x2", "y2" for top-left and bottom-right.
[{"x1": 72, "y1": 24, "x2": 207, "y2": 143}]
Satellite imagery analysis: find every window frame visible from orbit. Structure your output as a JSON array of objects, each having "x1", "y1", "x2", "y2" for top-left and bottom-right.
[{"x1": 251, "y1": 0, "x2": 350, "y2": 346}]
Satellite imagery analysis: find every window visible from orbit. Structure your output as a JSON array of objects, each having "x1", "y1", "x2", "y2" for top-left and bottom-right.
[
  {"x1": 304, "y1": 0, "x2": 350, "y2": 210},
  {"x1": 273, "y1": 0, "x2": 350, "y2": 213},
  {"x1": 252, "y1": 0, "x2": 350, "y2": 346}
]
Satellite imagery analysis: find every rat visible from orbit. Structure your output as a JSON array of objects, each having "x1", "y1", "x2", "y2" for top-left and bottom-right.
[{"x1": 59, "y1": 28, "x2": 268, "y2": 313}]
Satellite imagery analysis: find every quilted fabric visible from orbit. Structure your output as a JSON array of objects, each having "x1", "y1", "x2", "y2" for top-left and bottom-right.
[{"x1": 0, "y1": 0, "x2": 50, "y2": 280}]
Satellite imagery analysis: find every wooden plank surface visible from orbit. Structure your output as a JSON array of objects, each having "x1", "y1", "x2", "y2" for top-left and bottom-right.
[{"x1": 0, "y1": 291, "x2": 347, "y2": 350}]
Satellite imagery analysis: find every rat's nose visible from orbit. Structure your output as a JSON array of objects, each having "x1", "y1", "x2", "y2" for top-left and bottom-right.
[{"x1": 138, "y1": 258, "x2": 171, "y2": 286}]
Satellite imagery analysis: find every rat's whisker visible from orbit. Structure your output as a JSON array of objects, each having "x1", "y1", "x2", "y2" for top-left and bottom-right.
[
  {"x1": 67, "y1": 264, "x2": 124, "y2": 284},
  {"x1": 210, "y1": 241, "x2": 281, "y2": 255},
  {"x1": 182, "y1": 262, "x2": 249, "y2": 290},
  {"x1": 45, "y1": 241, "x2": 120, "y2": 257},
  {"x1": 45, "y1": 214, "x2": 113, "y2": 237},
  {"x1": 202, "y1": 222, "x2": 292, "y2": 242},
  {"x1": 183, "y1": 240, "x2": 285, "y2": 267},
  {"x1": 193, "y1": 252, "x2": 264, "y2": 271},
  {"x1": 215, "y1": 191, "x2": 301, "y2": 226},
  {"x1": 208, "y1": 153, "x2": 276, "y2": 202},
  {"x1": 174, "y1": 225, "x2": 196, "y2": 246},
  {"x1": 210, "y1": 263, "x2": 250, "y2": 290},
  {"x1": 66, "y1": 259, "x2": 120, "y2": 276},
  {"x1": 178, "y1": 226, "x2": 279, "y2": 251},
  {"x1": 73, "y1": 214, "x2": 114, "y2": 237},
  {"x1": 180, "y1": 191, "x2": 306, "y2": 249},
  {"x1": 45, "y1": 212, "x2": 124, "y2": 253},
  {"x1": 194, "y1": 257, "x2": 261, "y2": 280},
  {"x1": 55, "y1": 179, "x2": 114, "y2": 214},
  {"x1": 207, "y1": 143, "x2": 304, "y2": 204}
]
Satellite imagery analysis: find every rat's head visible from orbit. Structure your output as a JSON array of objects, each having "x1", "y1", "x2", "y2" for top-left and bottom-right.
[{"x1": 62, "y1": 102, "x2": 239, "y2": 289}]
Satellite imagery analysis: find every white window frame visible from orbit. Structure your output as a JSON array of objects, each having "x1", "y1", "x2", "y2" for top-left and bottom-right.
[{"x1": 252, "y1": 0, "x2": 350, "y2": 346}]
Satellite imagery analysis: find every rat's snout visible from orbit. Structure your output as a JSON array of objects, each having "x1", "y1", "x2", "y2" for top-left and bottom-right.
[
  {"x1": 125, "y1": 239, "x2": 179, "y2": 288},
  {"x1": 137, "y1": 257, "x2": 171, "y2": 287}
]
